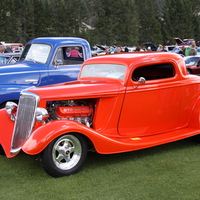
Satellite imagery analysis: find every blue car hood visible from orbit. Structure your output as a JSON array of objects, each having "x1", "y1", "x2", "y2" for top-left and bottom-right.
[{"x1": 0, "y1": 62, "x2": 41, "y2": 85}]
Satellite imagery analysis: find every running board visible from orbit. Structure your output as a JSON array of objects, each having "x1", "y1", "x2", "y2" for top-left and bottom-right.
[{"x1": 98, "y1": 127, "x2": 200, "y2": 154}]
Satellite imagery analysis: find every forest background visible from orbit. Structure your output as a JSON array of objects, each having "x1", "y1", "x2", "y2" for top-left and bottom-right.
[{"x1": 0, "y1": 0, "x2": 200, "y2": 47}]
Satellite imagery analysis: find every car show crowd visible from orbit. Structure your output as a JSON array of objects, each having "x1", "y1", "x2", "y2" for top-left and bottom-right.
[
  {"x1": 1, "y1": 37, "x2": 200, "y2": 75},
  {"x1": 91, "y1": 38, "x2": 200, "y2": 76},
  {"x1": 92, "y1": 38, "x2": 199, "y2": 57}
]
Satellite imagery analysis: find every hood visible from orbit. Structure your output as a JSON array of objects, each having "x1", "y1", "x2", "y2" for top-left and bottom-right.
[
  {"x1": 27, "y1": 79, "x2": 123, "y2": 100},
  {"x1": 173, "y1": 38, "x2": 192, "y2": 46},
  {"x1": 0, "y1": 62, "x2": 41, "y2": 85},
  {"x1": 143, "y1": 42, "x2": 157, "y2": 51},
  {"x1": 174, "y1": 37, "x2": 184, "y2": 45},
  {"x1": 96, "y1": 45, "x2": 106, "y2": 50}
]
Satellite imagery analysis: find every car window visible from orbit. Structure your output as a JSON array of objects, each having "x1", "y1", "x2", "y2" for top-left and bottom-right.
[
  {"x1": 0, "y1": 56, "x2": 9, "y2": 65},
  {"x1": 21, "y1": 43, "x2": 51, "y2": 64},
  {"x1": 9, "y1": 57, "x2": 20, "y2": 64},
  {"x1": 132, "y1": 63, "x2": 175, "y2": 81},
  {"x1": 14, "y1": 56, "x2": 20, "y2": 61},
  {"x1": 185, "y1": 57, "x2": 199, "y2": 65},
  {"x1": 80, "y1": 64, "x2": 126, "y2": 80},
  {"x1": 52, "y1": 46, "x2": 84, "y2": 66},
  {"x1": 171, "y1": 47, "x2": 181, "y2": 53}
]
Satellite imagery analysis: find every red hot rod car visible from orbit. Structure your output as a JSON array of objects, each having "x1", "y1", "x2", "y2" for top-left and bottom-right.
[{"x1": 1, "y1": 52, "x2": 200, "y2": 177}]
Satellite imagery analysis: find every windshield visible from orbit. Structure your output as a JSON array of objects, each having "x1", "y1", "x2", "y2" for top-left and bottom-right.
[
  {"x1": 80, "y1": 64, "x2": 126, "y2": 80},
  {"x1": 0, "y1": 56, "x2": 9, "y2": 65},
  {"x1": 20, "y1": 43, "x2": 51, "y2": 64},
  {"x1": 171, "y1": 47, "x2": 181, "y2": 53},
  {"x1": 183, "y1": 39, "x2": 194, "y2": 45},
  {"x1": 185, "y1": 57, "x2": 199, "y2": 65}
]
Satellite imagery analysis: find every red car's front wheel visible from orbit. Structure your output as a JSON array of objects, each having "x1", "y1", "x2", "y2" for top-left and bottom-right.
[{"x1": 39, "y1": 133, "x2": 88, "y2": 177}]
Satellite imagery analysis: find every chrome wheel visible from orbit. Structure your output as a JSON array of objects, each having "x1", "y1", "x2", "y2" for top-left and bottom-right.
[
  {"x1": 39, "y1": 133, "x2": 87, "y2": 177},
  {"x1": 52, "y1": 135, "x2": 82, "y2": 170}
]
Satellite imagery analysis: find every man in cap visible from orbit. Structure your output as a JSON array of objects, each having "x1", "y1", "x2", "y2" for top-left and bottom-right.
[{"x1": 0, "y1": 43, "x2": 13, "y2": 53}]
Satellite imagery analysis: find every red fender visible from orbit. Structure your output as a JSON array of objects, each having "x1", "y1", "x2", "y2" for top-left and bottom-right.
[
  {"x1": 0, "y1": 109, "x2": 17, "y2": 158},
  {"x1": 22, "y1": 119, "x2": 134, "y2": 155}
]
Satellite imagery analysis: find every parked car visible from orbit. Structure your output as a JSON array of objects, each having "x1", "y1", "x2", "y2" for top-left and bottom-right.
[
  {"x1": 174, "y1": 38, "x2": 195, "y2": 46},
  {"x1": 0, "y1": 42, "x2": 24, "y2": 53},
  {"x1": 165, "y1": 45, "x2": 175, "y2": 52},
  {"x1": 91, "y1": 45, "x2": 106, "y2": 56},
  {"x1": 143, "y1": 42, "x2": 157, "y2": 51},
  {"x1": 184, "y1": 56, "x2": 200, "y2": 74},
  {"x1": 171, "y1": 46, "x2": 182, "y2": 54},
  {"x1": 2, "y1": 52, "x2": 200, "y2": 177},
  {"x1": 121, "y1": 46, "x2": 136, "y2": 52},
  {"x1": 196, "y1": 47, "x2": 200, "y2": 55},
  {"x1": 0, "y1": 37, "x2": 92, "y2": 108},
  {"x1": 143, "y1": 43, "x2": 175, "y2": 52},
  {"x1": 0, "y1": 53, "x2": 21, "y2": 65}
]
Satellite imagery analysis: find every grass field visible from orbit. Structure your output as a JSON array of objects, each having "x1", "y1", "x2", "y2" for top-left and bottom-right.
[{"x1": 1, "y1": 138, "x2": 200, "y2": 200}]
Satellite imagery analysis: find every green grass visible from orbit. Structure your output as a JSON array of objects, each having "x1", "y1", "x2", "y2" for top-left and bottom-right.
[{"x1": 1, "y1": 138, "x2": 200, "y2": 200}]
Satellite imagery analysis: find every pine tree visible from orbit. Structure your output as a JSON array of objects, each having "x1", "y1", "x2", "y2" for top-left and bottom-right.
[
  {"x1": 0, "y1": 0, "x2": 17, "y2": 42},
  {"x1": 190, "y1": 0, "x2": 200, "y2": 41},
  {"x1": 92, "y1": 0, "x2": 139, "y2": 45},
  {"x1": 33, "y1": 0, "x2": 49, "y2": 37},
  {"x1": 136, "y1": 0, "x2": 162, "y2": 46},
  {"x1": 162, "y1": 0, "x2": 195, "y2": 44},
  {"x1": 13, "y1": 0, "x2": 35, "y2": 44}
]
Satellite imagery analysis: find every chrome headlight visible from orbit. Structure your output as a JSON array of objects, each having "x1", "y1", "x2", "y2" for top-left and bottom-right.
[
  {"x1": 35, "y1": 107, "x2": 49, "y2": 123},
  {"x1": 5, "y1": 101, "x2": 18, "y2": 121}
]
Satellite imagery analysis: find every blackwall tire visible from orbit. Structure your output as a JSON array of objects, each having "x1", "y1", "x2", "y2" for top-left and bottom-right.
[
  {"x1": 0, "y1": 146, "x2": 5, "y2": 155},
  {"x1": 187, "y1": 69, "x2": 192, "y2": 74},
  {"x1": 39, "y1": 133, "x2": 87, "y2": 177},
  {"x1": 191, "y1": 134, "x2": 200, "y2": 143}
]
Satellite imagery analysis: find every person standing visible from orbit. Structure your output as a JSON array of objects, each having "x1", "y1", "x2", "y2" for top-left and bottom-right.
[
  {"x1": 116, "y1": 45, "x2": 123, "y2": 53},
  {"x1": 0, "y1": 44, "x2": 12, "y2": 53},
  {"x1": 67, "y1": 47, "x2": 82, "y2": 58},
  {"x1": 189, "y1": 43, "x2": 197, "y2": 56},
  {"x1": 124, "y1": 46, "x2": 129, "y2": 52},
  {"x1": 135, "y1": 46, "x2": 142, "y2": 52},
  {"x1": 179, "y1": 46, "x2": 186, "y2": 56},
  {"x1": 157, "y1": 44, "x2": 163, "y2": 51}
]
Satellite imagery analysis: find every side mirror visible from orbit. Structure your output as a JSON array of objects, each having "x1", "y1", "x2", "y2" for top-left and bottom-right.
[
  {"x1": 55, "y1": 59, "x2": 63, "y2": 68},
  {"x1": 134, "y1": 77, "x2": 146, "y2": 89}
]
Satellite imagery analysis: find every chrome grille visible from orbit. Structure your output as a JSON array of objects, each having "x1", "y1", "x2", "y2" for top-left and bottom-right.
[{"x1": 11, "y1": 91, "x2": 39, "y2": 153}]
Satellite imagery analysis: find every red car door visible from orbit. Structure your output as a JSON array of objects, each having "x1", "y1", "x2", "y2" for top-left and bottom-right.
[{"x1": 118, "y1": 63, "x2": 182, "y2": 137}]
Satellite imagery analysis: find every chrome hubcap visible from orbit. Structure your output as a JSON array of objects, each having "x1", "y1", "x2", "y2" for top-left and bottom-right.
[{"x1": 52, "y1": 135, "x2": 82, "y2": 170}]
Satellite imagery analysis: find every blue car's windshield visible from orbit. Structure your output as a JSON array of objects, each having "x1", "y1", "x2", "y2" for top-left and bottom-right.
[{"x1": 20, "y1": 43, "x2": 51, "y2": 64}]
